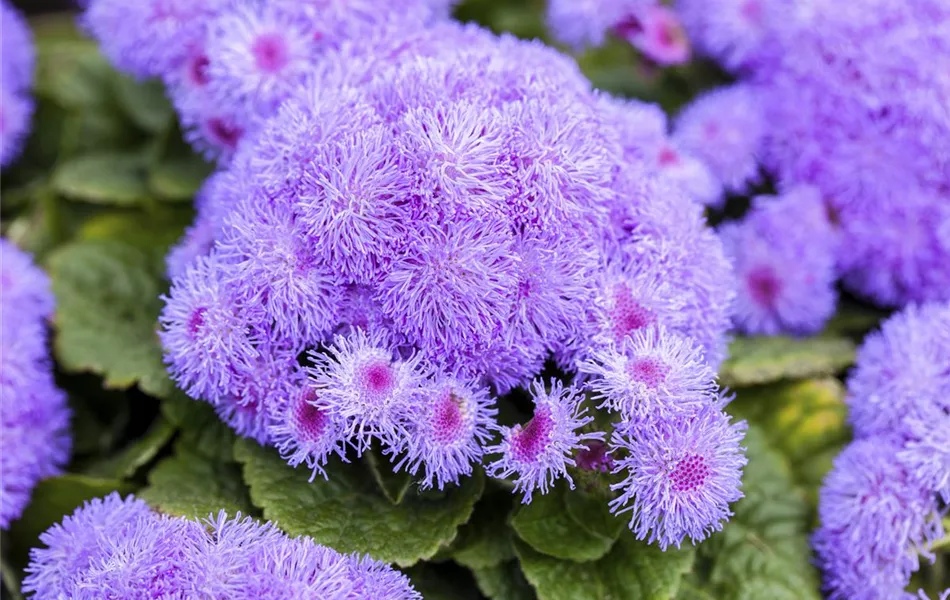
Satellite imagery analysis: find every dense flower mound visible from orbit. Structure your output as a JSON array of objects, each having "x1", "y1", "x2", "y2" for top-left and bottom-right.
[
  {"x1": 546, "y1": 0, "x2": 690, "y2": 65},
  {"x1": 719, "y1": 186, "x2": 838, "y2": 335},
  {"x1": 81, "y1": 0, "x2": 449, "y2": 161},
  {"x1": 0, "y1": 0, "x2": 35, "y2": 167},
  {"x1": 153, "y1": 14, "x2": 740, "y2": 541},
  {"x1": 22, "y1": 493, "x2": 421, "y2": 599},
  {"x1": 678, "y1": 0, "x2": 950, "y2": 307},
  {"x1": 0, "y1": 239, "x2": 71, "y2": 529},
  {"x1": 815, "y1": 303, "x2": 950, "y2": 599}
]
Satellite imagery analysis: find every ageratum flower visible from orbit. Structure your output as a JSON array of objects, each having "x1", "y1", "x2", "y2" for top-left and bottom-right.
[
  {"x1": 615, "y1": 4, "x2": 691, "y2": 66},
  {"x1": 81, "y1": 0, "x2": 225, "y2": 78},
  {"x1": 846, "y1": 303, "x2": 950, "y2": 439},
  {"x1": 899, "y1": 417, "x2": 950, "y2": 504},
  {"x1": 307, "y1": 329, "x2": 429, "y2": 452},
  {"x1": 608, "y1": 402, "x2": 747, "y2": 549},
  {"x1": 24, "y1": 494, "x2": 421, "y2": 599},
  {"x1": 1, "y1": 0, "x2": 34, "y2": 92},
  {"x1": 486, "y1": 379, "x2": 604, "y2": 503},
  {"x1": 672, "y1": 83, "x2": 765, "y2": 193},
  {"x1": 391, "y1": 376, "x2": 498, "y2": 490},
  {"x1": 268, "y1": 385, "x2": 349, "y2": 482},
  {"x1": 578, "y1": 325, "x2": 717, "y2": 421},
  {"x1": 719, "y1": 186, "x2": 838, "y2": 335},
  {"x1": 675, "y1": 0, "x2": 792, "y2": 71},
  {"x1": 0, "y1": 241, "x2": 71, "y2": 530},
  {"x1": 813, "y1": 439, "x2": 944, "y2": 600}
]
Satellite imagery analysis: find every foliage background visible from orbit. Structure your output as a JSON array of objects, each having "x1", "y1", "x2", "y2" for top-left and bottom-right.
[{"x1": 1, "y1": 2, "x2": 946, "y2": 598}]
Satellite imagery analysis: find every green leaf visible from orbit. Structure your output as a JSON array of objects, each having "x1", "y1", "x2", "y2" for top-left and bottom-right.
[
  {"x1": 77, "y1": 207, "x2": 192, "y2": 252},
  {"x1": 35, "y1": 38, "x2": 114, "y2": 110},
  {"x1": 83, "y1": 417, "x2": 176, "y2": 479},
  {"x1": 112, "y1": 75, "x2": 175, "y2": 133},
  {"x1": 1, "y1": 555, "x2": 25, "y2": 600},
  {"x1": 148, "y1": 156, "x2": 214, "y2": 202},
  {"x1": 511, "y1": 484, "x2": 618, "y2": 562},
  {"x1": 472, "y1": 561, "x2": 537, "y2": 600},
  {"x1": 697, "y1": 427, "x2": 821, "y2": 600},
  {"x1": 404, "y1": 564, "x2": 483, "y2": 600},
  {"x1": 47, "y1": 240, "x2": 174, "y2": 398},
  {"x1": 730, "y1": 378, "x2": 850, "y2": 505},
  {"x1": 162, "y1": 393, "x2": 238, "y2": 464},
  {"x1": 234, "y1": 439, "x2": 484, "y2": 567},
  {"x1": 719, "y1": 336, "x2": 856, "y2": 388},
  {"x1": 6, "y1": 475, "x2": 134, "y2": 567},
  {"x1": 563, "y1": 485, "x2": 626, "y2": 543},
  {"x1": 366, "y1": 448, "x2": 414, "y2": 505},
  {"x1": 446, "y1": 489, "x2": 516, "y2": 569},
  {"x1": 139, "y1": 444, "x2": 253, "y2": 520},
  {"x1": 515, "y1": 536, "x2": 695, "y2": 600},
  {"x1": 52, "y1": 154, "x2": 150, "y2": 205}
]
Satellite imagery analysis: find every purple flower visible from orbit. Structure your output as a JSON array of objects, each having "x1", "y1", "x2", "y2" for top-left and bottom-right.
[
  {"x1": 165, "y1": 170, "x2": 235, "y2": 280},
  {"x1": 81, "y1": 0, "x2": 225, "y2": 78},
  {"x1": 0, "y1": 88, "x2": 33, "y2": 168},
  {"x1": 672, "y1": 83, "x2": 765, "y2": 193},
  {"x1": 25, "y1": 494, "x2": 420, "y2": 599},
  {"x1": 719, "y1": 186, "x2": 838, "y2": 335},
  {"x1": 608, "y1": 402, "x2": 747, "y2": 549},
  {"x1": 268, "y1": 385, "x2": 350, "y2": 482},
  {"x1": 578, "y1": 325, "x2": 717, "y2": 421},
  {"x1": 204, "y1": 2, "x2": 316, "y2": 127},
  {"x1": 899, "y1": 417, "x2": 950, "y2": 504},
  {"x1": 159, "y1": 251, "x2": 267, "y2": 401},
  {"x1": 616, "y1": 5, "x2": 691, "y2": 66},
  {"x1": 814, "y1": 438, "x2": 945, "y2": 600},
  {"x1": 0, "y1": 238, "x2": 54, "y2": 320},
  {"x1": 307, "y1": 329, "x2": 429, "y2": 452},
  {"x1": 846, "y1": 303, "x2": 950, "y2": 439},
  {"x1": 674, "y1": 0, "x2": 791, "y2": 71},
  {"x1": 1, "y1": 1, "x2": 34, "y2": 92},
  {"x1": 486, "y1": 379, "x2": 604, "y2": 503},
  {"x1": 217, "y1": 192, "x2": 342, "y2": 342},
  {"x1": 390, "y1": 376, "x2": 498, "y2": 490}
]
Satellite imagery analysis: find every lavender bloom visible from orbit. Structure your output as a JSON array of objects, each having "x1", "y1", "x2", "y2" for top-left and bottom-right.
[
  {"x1": 899, "y1": 417, "x2": 950, "y2": 504},
  {"x1": 391, "y1": 376, "x2": 498, "y2": 490},
  {"x1": 0, "y1": 241, "x2": 71, "y2": 529},
  {"x1": 0, "y1": 88, "x2": 33, "y2": 168},
  {"x1": 81, "y1": 0, "x2": 225, "y2": 78},
  {"x1": 1, "y1": 0, "x2": 34, "y2": 92},
  {"x1": 719, "y1": 186, "x2": 838, "y2": 335},
  {"x1": 578, "y1": 326, "x2": 717, "y2": 421},
  {"x1": 846, "y1": 303, "x2": 950, "y2": 439},
  {"x1": 159, "y1": 252, "x2": 267, "y2": 401},
  {"x1": 672, "y1": 84, "x2": 765, "y2": 193},
  {"x1": 814, "y1": 439, "x2": 945, "y2": 600},
  {"x1": 25, "y1": 494, "x2": 421, "y2": 599},
  {"x1": 675, "y1": 0, "x2": 792, "y2": 71},
  {"x1": 609, "y1": 402, "x2": 747, "y2": 549},
  {"x1": 616, "y1": 4, "x2": 691, "y2": 66},
  {"x1": 486, "y1": 379, "x2": 604, "y2": 503},
  {"x1": 165, "y1": 171, "x2": 234, "y2": 280},
  {"x1": 268, "y1": 385, "x2": 349, "y2": 482},
  {"x1": 307, "y1": 329, "x2": 428, "y2": 452}
]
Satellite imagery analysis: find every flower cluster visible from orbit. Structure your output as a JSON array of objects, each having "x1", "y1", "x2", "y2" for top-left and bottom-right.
[
  {"x1": 546, "y1": 0, "x2": 691, "y2": 66},
  {"x1": 677, "y1": 0, "x2": 950, "y2": 308},
  {"x1": 814, "y1": 303, "x2": 950, "y2": 599},
  {"x1": 1, "y1": 0, "x2": 34, "y2": 167},
  {"x1": 81, "y1": 0, "x2": 449, "y2": 161},
  {"x1": 23, "y1": 493, "x2": 421, "y2": 599},
  {"x1": 719, "y1": 186, "x2": 838, "y2": 335},
  {"x1": 0, "y1": 239, "x2": 71, "y2": 529}
]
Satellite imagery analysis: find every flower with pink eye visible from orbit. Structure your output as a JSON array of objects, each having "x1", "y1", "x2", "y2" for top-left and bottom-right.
[
  {"x1": 487, "y1": 379, "x2": 604, "y2": 503},
  {"x1": 268, "y1": 386, "x2": 349, "y2": 481},
  {"x1": 614, "y1": 5, "x2": 691, "y2": 66}
]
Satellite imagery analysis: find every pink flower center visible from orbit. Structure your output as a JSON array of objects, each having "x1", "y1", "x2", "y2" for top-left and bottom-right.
[
  {"x1": 207, "y1": 118, "x2": 242, "y2": 149},
  {"x1": 357, "y1": 360, "x2": 395, "y2": 399},
  {"x1": 610, "y1": 286, "x2": 655, "y2": 341},
  {"x1": 657, "y1": 145, "x2": 680, "y2": 167},
  {"x1": 670, "y1": 453, "x2": 709, "y2": 493},
  {"x1": 741, "y1": 0, "x2": 763, "y2": 24},
  {"x1": 511, "y1": 407, "x2": 555, "y2": 464},
  {"x1": 747, "y1": 265, "x2": 781, "y2": 307},
  {"x1": 187, "y1": 53, "x2": 210, "y2": 87},
  {"x1": 430, "y1": 391, "x2": 467, "y2": 445},
  {"x1": 252, "y1": 33, "x2": 289, "y2": 73},
  {"x1": 628, "y1": 358, "x2": 670, "y2": 388},
  {"x1": 292, "y1": 390, "x2": 328, "y2": 442},
  {"x1": 576, "y1": 441, "x2": 613, "y2": 473},
  {"x1": 187, "y1": 307, "x2": 207, "y2": 337}
]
